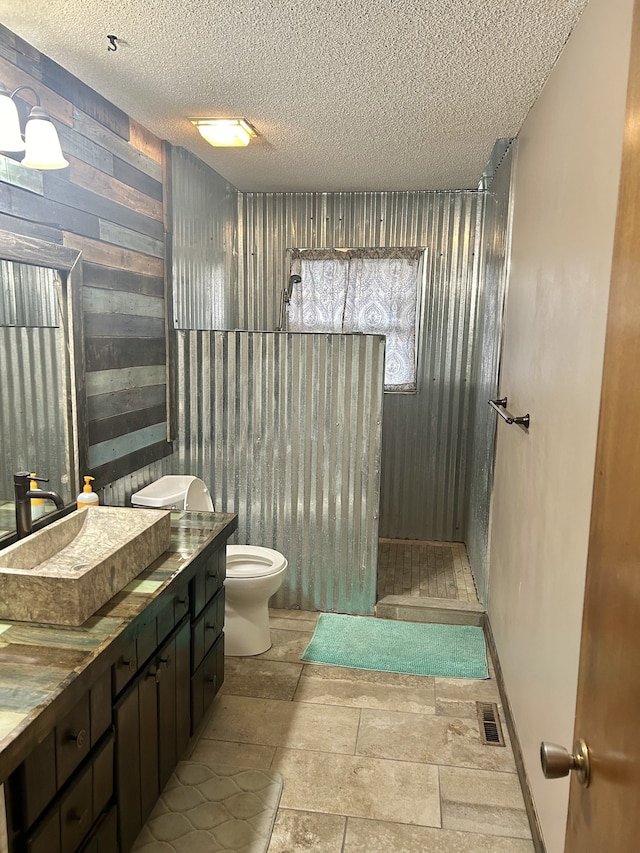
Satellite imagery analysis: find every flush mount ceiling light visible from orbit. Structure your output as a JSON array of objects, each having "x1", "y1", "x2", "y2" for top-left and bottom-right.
[
  {"x1": 190, "y1": 117, "x2": 257, "y2": 148},
  {"x1": 0, "y1": 82, "x2": 68, "y2": 169}
]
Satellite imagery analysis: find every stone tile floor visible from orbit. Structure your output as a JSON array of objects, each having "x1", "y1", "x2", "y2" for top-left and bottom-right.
[{"x1": 190, "y1": 609, "x2": 534, "y2": 852}]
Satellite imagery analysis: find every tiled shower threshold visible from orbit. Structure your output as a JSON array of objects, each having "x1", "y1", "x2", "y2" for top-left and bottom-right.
[{"x1": 376, "y1": 538, "x2": 485, "y2": 626}]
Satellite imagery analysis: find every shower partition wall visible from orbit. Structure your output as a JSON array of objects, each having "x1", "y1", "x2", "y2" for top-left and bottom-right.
[{"x1": 175, "y1": 329, "x2": 385, "y2": 615}]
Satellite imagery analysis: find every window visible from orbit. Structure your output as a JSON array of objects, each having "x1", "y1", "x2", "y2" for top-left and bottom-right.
[{"x1": 286, "y1": 247, "x2": 424, "y2": 392}]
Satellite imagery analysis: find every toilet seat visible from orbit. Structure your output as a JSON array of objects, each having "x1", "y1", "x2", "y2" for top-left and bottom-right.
[{"x1": 226, "y1": 545, "x2": 287, "y2": 578}]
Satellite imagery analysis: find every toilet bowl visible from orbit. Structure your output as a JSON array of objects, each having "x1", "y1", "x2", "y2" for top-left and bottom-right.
[
  {"x1": 224, "y1": 545, "x2": 288, "y2": 656},
  {"x1": 130, "y1": 476, "x2": 287, "y2": 657}
]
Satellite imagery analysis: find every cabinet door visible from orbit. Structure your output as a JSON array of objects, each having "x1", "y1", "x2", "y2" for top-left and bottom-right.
[
  {"x1": 114, "y1": 682, "x2": 141, "y2": 853},
  {"x1": 175, "y1": 619, "x2": 191, "y2": 761},
  {"x1": 157, "y1": 636, "x2": 177, "y2": 792},
  {"x1": 139, "y1": 663, "x2": 160, "y2": 825},
  {"x1": 158, "y1": 618, "x2": 191, "y2": 792}
]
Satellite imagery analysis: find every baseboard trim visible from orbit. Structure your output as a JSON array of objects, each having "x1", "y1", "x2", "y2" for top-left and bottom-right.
[{"x1": 483, "y1": 613, "x2": 546, "y2": 853}]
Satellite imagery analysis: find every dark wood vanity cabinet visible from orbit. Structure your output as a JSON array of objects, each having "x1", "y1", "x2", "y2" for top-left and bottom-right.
[{"x1": 3, "y1": 530, "x2": 231, "y2": 853}]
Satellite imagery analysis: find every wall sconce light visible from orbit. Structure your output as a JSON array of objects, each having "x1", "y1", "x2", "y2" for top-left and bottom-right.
[
  {"x1": 190, "y1": 117, "x2": 258, "y2": 147},
  {"x1": 0, "y1": 82, "x2": 69, "y2": 169}
]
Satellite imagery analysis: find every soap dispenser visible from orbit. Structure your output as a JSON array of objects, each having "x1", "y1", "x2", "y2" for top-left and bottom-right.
[
  {"x1": 30, "y1": 473, "x2": 46, "y2": 520},
  {"x1": 77, "y1": 476, "x2": 99, "y2": 509}
]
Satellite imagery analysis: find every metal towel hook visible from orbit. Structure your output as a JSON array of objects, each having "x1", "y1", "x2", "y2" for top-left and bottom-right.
[
  {"x1": 107, "y1": 35, "x2": 118, "y2": 52},
  {"x1": 489, "y1": 397, "x2": 530, "y2": 430}
]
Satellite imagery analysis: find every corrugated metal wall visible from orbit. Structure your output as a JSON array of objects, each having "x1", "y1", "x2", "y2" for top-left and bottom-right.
[
  {"x1": 0, "y1": 261, "x2": 59, "y2": 327},
  {"x1": 239, "y1": 191, "x2": 484, "y2": 541},
  {"x1": 0, "y1": 258, "x2": 73, "y2": 507},
  {"x1": 175, "y1": 330, "x2": 385, "y2": 614},
  {"x1": 463, "y1": 143, "x2": 515, "y2": 604},
  {"x1": 171, "y1": 147, "x2": 239, "y2": 330},
  {"x1": 121, "y1": 166, "x2": 507, "y2": 608}
]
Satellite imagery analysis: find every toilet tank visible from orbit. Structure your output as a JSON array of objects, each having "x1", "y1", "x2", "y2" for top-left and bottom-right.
[{"x1": 131, "y1": 475, "x2": 214, "y2": 511}]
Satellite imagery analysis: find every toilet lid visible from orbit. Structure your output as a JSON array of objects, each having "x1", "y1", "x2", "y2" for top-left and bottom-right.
[{"x1": 226, "y1": 545, "x2": 288, "y2": 578}]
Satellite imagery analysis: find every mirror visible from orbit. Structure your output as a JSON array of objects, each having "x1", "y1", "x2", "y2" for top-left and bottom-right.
[{"x1": 0, "y1": 231, "x2": 86, "y2": 542}]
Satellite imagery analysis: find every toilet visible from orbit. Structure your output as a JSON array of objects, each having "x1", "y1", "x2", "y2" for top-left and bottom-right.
[{"x1": 130, "y1": 475, "x2": 287, "y2": 657}]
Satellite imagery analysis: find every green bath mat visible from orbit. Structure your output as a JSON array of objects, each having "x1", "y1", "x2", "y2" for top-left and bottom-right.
[{"x1": 301, "y1": 613, "x2": 489, "y2": 679}]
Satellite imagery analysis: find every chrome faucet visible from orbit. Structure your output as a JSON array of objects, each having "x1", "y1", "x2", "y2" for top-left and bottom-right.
[{"x1": 14, "y1": 472, "x2": 65, "y2": 539}]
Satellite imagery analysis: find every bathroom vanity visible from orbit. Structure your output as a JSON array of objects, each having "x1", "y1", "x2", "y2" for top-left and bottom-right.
[{"x1": 0, "y1": 509, "x2": 237, "y2": 853}]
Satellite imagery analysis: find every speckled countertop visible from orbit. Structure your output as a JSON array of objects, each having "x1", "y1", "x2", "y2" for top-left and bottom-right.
[{"x1": 0, "y1": 510, "x2": 237, "y2": 781}]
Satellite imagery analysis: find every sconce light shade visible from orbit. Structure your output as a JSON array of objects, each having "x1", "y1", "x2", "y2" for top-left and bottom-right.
[
  {"x1": 190, "y1": 117, "x2": 257, "y2": 147},
  {"x1": 0, "y1": 83, "x2": 26, "y2": 152},
  {"x1": 21, "y1": 107, "x2": 69, "y2": 169},
  {"x1": 0, "y1": 82, "x2": 68, "y2": 169}
]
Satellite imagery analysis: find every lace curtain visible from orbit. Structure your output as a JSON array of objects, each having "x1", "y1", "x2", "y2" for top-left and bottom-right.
[{"x1": 287, "y1": 248, "x2": 423, "y2": 391}]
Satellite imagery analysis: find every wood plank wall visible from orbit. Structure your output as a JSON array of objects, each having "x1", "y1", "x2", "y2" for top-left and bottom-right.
[{"x1": 0, "y1": 25, "x2": 173, "y2": 490}]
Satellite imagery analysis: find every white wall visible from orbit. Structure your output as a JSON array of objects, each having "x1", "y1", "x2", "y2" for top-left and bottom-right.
[{"x1": 488, "y1": 0, "x2": 634, "y2": 850}]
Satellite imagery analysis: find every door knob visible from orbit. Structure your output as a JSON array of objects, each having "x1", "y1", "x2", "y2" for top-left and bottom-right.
[{"x1": 540, "y1": 739, "x2": 591, "y2": 787}]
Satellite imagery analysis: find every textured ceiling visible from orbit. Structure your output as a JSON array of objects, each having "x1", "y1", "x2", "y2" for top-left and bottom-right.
[{"x1": 0, "y1": 0, "x2": 588, "y2": 192}]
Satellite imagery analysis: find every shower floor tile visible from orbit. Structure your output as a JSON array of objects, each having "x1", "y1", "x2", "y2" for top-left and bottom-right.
[{"x1": 377, "y1": 539, "x2": 479, "y2": 603}]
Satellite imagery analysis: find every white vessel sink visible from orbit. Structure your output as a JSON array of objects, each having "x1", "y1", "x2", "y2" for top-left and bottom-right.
[{"x1": 0, "y1": 506, "x2": 171, "y2": 626}]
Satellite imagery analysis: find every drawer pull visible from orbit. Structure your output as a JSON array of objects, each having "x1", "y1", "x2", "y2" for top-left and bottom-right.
[
  {"x1": 205, "y1": 623, "x2": 217, "y2": 632},
  {"x1": 159, "y1": 654, "x2": 172, "y2": 666},
  {"x1": 67, "y1": 729, "x2": 87, "y2": 749},
  {"x1": 205, "y1": 676, "x2": 217, "y2": 685},
  {"x1": 147, "y1": 666, "x2": 161, "y2": 683},
  {"x1": 177, "y1": 596, "x2": 188, "y2": 606},
  {"x1": 121, "y1": 657, "x2": 136, "y2": 672}
]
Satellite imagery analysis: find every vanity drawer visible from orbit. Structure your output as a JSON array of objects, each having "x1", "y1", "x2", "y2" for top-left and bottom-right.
[
  {"x1": 157, "y1": 583, "x2": 190, "y2": 646},
  {"x1": 56, "y1": 695, "x2": 90, "y2": 789},
  {"x1": 24, "y1": 732, "x2": 114, "y2": 853},
  {"x1": 59, "y1": 762, "x2": 93, "y2": 853},
  {"x1": 191, "y1": 587, "x2": 225, "y2": 672},
  {"x1": 190, "y1": 544, "x2": 225, "y2": 618},
  {"x1": 205, "y1": 547, "x2": 225, "y2": 604},
  {"x1": 60, "y1": 732, "x2": 114, "y2": 853},
  {"x1": 12, "y1": 670, "x2": 112, "y2": 831},
  {"x1": 190, "y1": 633, "x2": 224, "y2": 733},
  {"x1": 136, "y1": 615, "x2": 159, "y2": 669},
  {"x1": 57, "y1": 668, "x2": 111, "y2": 789},
  {"x1": 112, "y1": 639, "x2": 138, "y2": 697}
]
